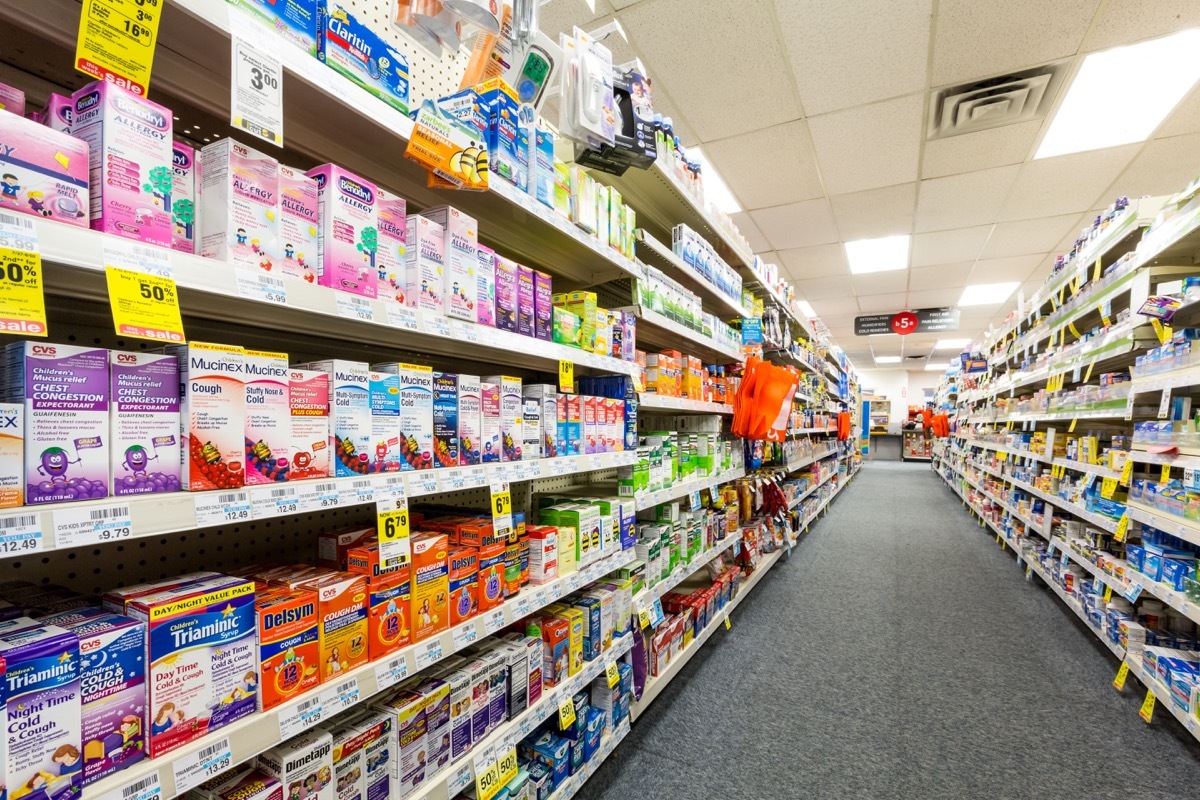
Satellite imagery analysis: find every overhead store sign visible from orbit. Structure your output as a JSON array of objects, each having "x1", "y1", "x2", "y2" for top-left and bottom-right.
[{"x1": 853, "y1": 307, "x2": 960, "y2": 336}]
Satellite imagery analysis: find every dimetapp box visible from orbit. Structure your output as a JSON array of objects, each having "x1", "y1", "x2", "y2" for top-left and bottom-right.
[
  {"x1": 109, "y1": 350, "x2": 180, "y2": 497},
  {"x1": 485, "y1": 376, "x2": 522, "y2": 462},
  {"x1": 171, "y1": 141, "x2": 197, "y2": 253},
  {"x1": 323, "y1": 720, "x2": 364, "y2": 800},
  {"x1": 368, "y1": 371, "x2": 402, "y2": 473},
  {"x1": 126, "y1": 577, "x2": 257, "y2": 757},
  {"x1": 457, "y1": 374, "x2": 481, "y2": 466},
  {"x1": 0, "y1": 403, "x2": 22, "y2": 508},
  {"x1": 300, "y1": 571, "x2": 368, "y2": 683},
  {"x1": 256, "y1": 729, "x2": 334, "y2": 800},
  {"x1": 200, "y1": 137, "x2": 280, "y2": 270},
  {"x1": 289, "y1": 369, "x2": 331, "y2": 481},
  {"x1": 420, "y1": 207, "x2": 476, "y2": 321},
  {"x1": 296, "y1": 360, "x2": 370, "y2": 477},
  {"x1": 376, "y1": 188, "x2": 407, "y2": 305},
  {"x1": 166, "y1": 342, "x2": 247, "y2": 491},
  {"x1": 256, "y1": 587, "x2": 320, "y2": 711},
  {"x1": 411, "y1": 533, "x2": 449, "y2": 642},
  {"x1": 431, "y1": 372, "x2": 458, "y2": 469},
  {"x1": 405, "y1": 214, "x2": 444, "y2": 313},
  {"x1": 306, "y1": 164, "x2": 379, "y2": 299},
  {"x1": 4, "y1": 342, "x2": 110, "y2": 504},
  {"x1": 278, "y1": 164, "x2": 320, "y2": 282},
  {"x1": 72, "y1": 81, "x2": 172, "y2": 244},
  {"x1": 380, "y1": 363, "x2": 432, "y2": 472},
  {"x1": 244, "y1": 350, "x2": 291, "y2": 485}
]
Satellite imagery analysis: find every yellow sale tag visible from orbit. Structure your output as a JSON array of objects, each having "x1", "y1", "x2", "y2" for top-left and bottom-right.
[
  {"x1": 1068, "y1": 323, "x2": 1081, "y2": 339},
  {"x1": 0, "y1": 248, "x2": 48, "y2": 337},
  {"x1": 75, "y1": 0, "x2": 162, "y2": 96},
  {"x1": 1120, "y1": 458, "x2": 1134, "y2": 486},
  {"x1": 1115, "y1": 514, "x2": 1130, "y2": 542},
  {"x1": 605, "y1": 662, "x2": 619, "y2": 688},
  {"x1": 724, "y1": 615, "x2": 731, "y2": 630},
  {"x1": 1161, "y1": 464, "x2": 1171, "y2": 484},
  {"x1": 490, "y1": 481, "x2": 513, "y2": 539},
  {"x1": 637, "y1": 608, "x2": 651, "y2": 629},
  {"x1": 105, "y1": 267, "x2": 185, "y2": 342},
  {"x1": 1068, "y1": 417, "x2": 1078, "y2": 433},
  {"x1": 557, "y1": 698, "x2": 576, "y2": 729},
  {"x1": 376, "y1": 497, "x2": 411, "y2": 570},
  {"x1": 1152, "y1": 318, "x2": 1168, "y2": 344},
  {"x1": 475, "y1": 759, "x2": 502, "y2": 800},
  {"x1": 558, "y1": 359, "x2": 574, "y2": 394},
  {"x1": 1113, "y1": 662, "x2": 1129, "y2": 691},
  {"x1": 1103, "y1": 585, "x2": 1112, "y2": 603},
  {"x1": 1084, "y1": 361, "x2": 1095, "y2": 383},
  {"x1": 496, "y1": 748, "x2": 518, "y2": 787},
  {"x1": 1101, "y1": 478, "x2": 1117, "y2": 499},
  {"x1": 1093, "y1": 258, "x2": 1102, "y2": 281},
  {"x1": 1139, "y1": 689, "x2": 1155, "y2": 723}
]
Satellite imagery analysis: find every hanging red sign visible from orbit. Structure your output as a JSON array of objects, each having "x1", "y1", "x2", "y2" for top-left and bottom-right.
[{"x1": 890, "y1": 311, "x2": 918, "y2": 335}]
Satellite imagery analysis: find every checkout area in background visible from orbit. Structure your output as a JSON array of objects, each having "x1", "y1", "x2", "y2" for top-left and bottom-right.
[{"x1": 862, "y1": 397, "x2": 948, "y2": 461}]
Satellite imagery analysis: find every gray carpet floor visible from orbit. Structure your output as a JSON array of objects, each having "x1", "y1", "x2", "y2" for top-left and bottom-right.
[{"x1": 574, "y1": 461, "x2": 1200, "y2": 799}]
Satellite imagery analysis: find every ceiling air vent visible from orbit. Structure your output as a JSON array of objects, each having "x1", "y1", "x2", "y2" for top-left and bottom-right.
[
  {"x1": 927, "y1": 61, "x2": 1069, "y2": 140},
  {"x1": 904, "y1": 355, "x2": 926, "y2": 362}
]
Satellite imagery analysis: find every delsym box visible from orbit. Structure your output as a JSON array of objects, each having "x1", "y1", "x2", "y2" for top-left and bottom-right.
[
  {"x1": 63, "y1": 613, "x2": 146, "y2": 785},
  {"x1": 475, "y1": 245, "x2": 496, "y2": 328},
  {"x1": 318, "y1": 4, "x2": 410, "y2": 114},
  {"x1": 420, "y1": 207, "x2": 476, "y2": 321},
  {"x1": 72, "y1": 81, "x2": 172, "y2": 245},
  {"x1": 431, "y1": 372, "x2": 458, "y2": 469},
  {"x1": 368, "y1": 371, "x2": 402, "y2": 473},
  {"x1": 170, "y1": 142, "x2": 197, "y2": 253},
  {"x1": 457, "y1": 374, "x2": 481, "y2": 466},
  {"x1": 244, "y1": 350, "x2": 291, "y2": 485},
  {"x1": 109, "y1": 351, "x2": 180, "y2": 497},
  {"x1": 376, "y1": 188, "x2": 406, "y2": 305},
  {"x1": 306, "y1": 165, "x2": 379, "y2": 299},
  {"x1": 405, "y1": 214, "x2": 444, "y2": 313},
  {"x1": 167, "y1": 342, "x2": 247, "y2": 491},
  {"x1": 200, "y1": 138, "x2": 280, "y2": 271},
  {"x1": 3, "y1": 342, "x2": 109, "y2": 504},
  {"x1": 0, "y1": 625, "x2": 82, "y2": 800},
  {"x1": 255, "y1": 587, "x2": 320, "y2": 711},
  {"x1": 380, "y1": 362, "x2": 432, "y2": 471},
  {"x1": 289, "y1": 369, "x2": 330, "y2": 481},
  {"x1": 278, "y1": 164, "x2": 319, "y2": 282},
  {"x1": 296, "y1": 360, "x2": 370, "y2": 477},
  {"x1": 127, "y1": 578, "x2": 257, "y2": 758},
  {"x1": 233, "y1": 0, "x2": 321, "y2": 55},
  {"x1": 0, "y1": 109, "x2": 89, "y2": 228}
]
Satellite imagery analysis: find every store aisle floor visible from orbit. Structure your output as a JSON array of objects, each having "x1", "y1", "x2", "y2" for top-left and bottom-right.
[{"x1": 577, "y1": 462, "x2": 1200, "y2": 800}]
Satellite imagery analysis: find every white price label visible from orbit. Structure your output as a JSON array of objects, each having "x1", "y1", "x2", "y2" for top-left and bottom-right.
[
  {"x1": 440, "y1": 469, "x2": 468, "y2": 493},
  {"x1": 586, "y1": 455, "x2": 604, "y2": 472},
  {"x1": 482, "y1": 608, "x2": 506, "y2": 635},
  {"x1": 451, "y1": 623, "x2": 479, "y2": 651},
  {"x1": 252, "y1": 484, "x2": 299, "y2": 518},
  {"x1": 424, "y1": 313, "x2": 452, "y2": 337},
  {"x1": 0, "y1": 212, "x2": 37, "y2": 251},
  {"x1": 511, "y1": 596, "x2": 534, "y2": 619},
  {"x1": 374, "y1": 654, "x2": 409, "y2": 692},
  {"x1": 230, "y1": 18, "x2": 283, "y2": 147},
  {"x1": 103, "y1": 238, "x2": 173, "y2": 279},
  {"x1": 372, "y1": 473, "x2": 405, "y2": 500},
  {"x1": 414, "y1": 638, "x2": 443, "y2": 671},
  {"x1": 0, "y1": 513, "x2": 43, "y2": 555},
  {"x1": 406, "y1": 471, "x2": 439, "y2": 497},
  {"x1": 384, "y1": 305, "x2": 421, "y2": 332},
  {"x1": 194, "y1": 491, "x2": 251, "y2": 527},
  {"x1": 94, "y1": 770, "x2": 162, "y2": 800},
  {"x1": 278, "y1": 695, "x2": 323, "y2": 740},
  {"x1": 1159, "y1": 388, "x2": 1172, "y2": 419},
  {"x1": 298, "y1": 481, "x2": 340, "y2": 512},
  {"x1": 320, "y1": 678, "x2": 360, "y2": 715},
  {"x1": 447, "y1": 762, "x2": 474, "y2": 795},
  {"x1": 172, "y1": 738, "x2": 232, "y2": 793},
  {"x1": 235, "y1": 269, "x2": 287, "y2": 305},
  {"x1": 53, "y1": 504, "x2": 132, "y2": 549},
  {"x1": 341, "y1": 478, "x2": 376, "y2": 506},
  {"x1": 451, "y1": 319, "x2": 480, "y2": 343},
  {"x1": 335, "y1": 293, "x2": 374, "y2": 323}
]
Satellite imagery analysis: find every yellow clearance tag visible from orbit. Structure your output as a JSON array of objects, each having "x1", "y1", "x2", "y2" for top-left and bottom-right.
[
  {"x1": 1101, "y1": 477, "x2": 1117, "y2": 499},
  {"x1": 1084, "y1": 361, "x2": 1095, "y2": 382},
  {"x1": 1068, "y1": 418, "x2": 1078, "y2": 433},
  {"x1": 75, "y1": 0, "x2": 163, "y2": 96},
  {"x1": 105, "y1": 267, "x2": 185, "y2": 342},
  {"x1": 1103, "y1": 585, "x2": 1113, "y2": 603},
  {"x1": 1113, "y1": 662, "x2": 1129, "y2": 691},
  {"x1": 1115, "y1": 514, "x2": 1130, "y2": 542},
  {"x1": 557, "y1": 698, "x2": 576, "y2": 729},
  {"x1": 1161, "y1": 464, "x2": 1171, "y2": 484},
  {"x1": 475, "y1": 759, "x2": 502, "y2": 800},
  {"x1": 637, "y1": 608, "x2": 651, "y2": 629},
  {"x1": 496, "y1": 748, "x2": 518, "y2": 788},
  {"x1": 0, "y1": 248, "x2": 48, "y2": 337},
  {"x1": 558, "y1": 359, "x2": 574, "y2": 394},
  {"x1": 724, "y1": 615, "x2": 731, "y2": 630},
  {"x1": 1140, "y1": 689, "x2": 1155, "y2": 723},
  {"x1": 605, "y1": 662, "x2": 619, "y2": 688},
  {"x1": 1120, "y1": 458, "x2": 1134, "y2": 486}
]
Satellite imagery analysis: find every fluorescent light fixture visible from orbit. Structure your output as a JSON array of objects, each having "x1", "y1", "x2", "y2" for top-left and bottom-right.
[
  {"x1": 1037, "y1": 28, "x2": 1200, "y2": 159},
  {"x1": 691, "y1": 149, "x2": 742, "y2": 214},
  {"x1": 874, "y1": 356, "x2": 901, "y2": 364},
  {"x1": 844, "y1": 235, "x2": 910, "y2": 275},
  {"x1": 934, "y1": 338, "x2": 972, "y2": 350},
  {"x1": 958, "y1": 282, "x2": 1019, "y2": 306},
  {"x1": 924, "y1": 362, "x2": 949, "y2": 371},
  {"x1": 797, "y1": 301, "x2": 816, "y2": 319}
]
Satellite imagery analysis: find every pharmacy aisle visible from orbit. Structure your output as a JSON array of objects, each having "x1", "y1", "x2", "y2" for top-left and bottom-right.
[{"x1": 578, "y1": 463, "x2": 1199, "y2": 800}]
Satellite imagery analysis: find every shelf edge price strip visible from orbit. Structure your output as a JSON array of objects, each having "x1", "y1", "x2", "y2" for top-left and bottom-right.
[{"x1": 53, "y1": 503, "x2": 132, "y2": 549}]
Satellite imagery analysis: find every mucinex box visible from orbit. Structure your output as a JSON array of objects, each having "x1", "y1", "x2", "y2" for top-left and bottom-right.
[
  {"x1": 457, "y1": 374, "x2": 481, "y2": 466},
  {"x1": 368, "y1": 371, "x2": 402, "y2": 473},
  {"x1": 484, "y1": 376, "x2": 522, "y2": 462},
  {"x1": 431, "y1": 372, "x2": 458, "y2": 469},
  {"x1": 296, "y1": 360, "x2": 370, "y2": 477},
  {"x1": 376, "y1": 363, "x2": 432, "y2": 472},
  {"x1": 244, "y1": 350, "x2": 291, "y2": 485},
  {"x1": 166, "y1": 342, "x2": 247, "y2": 491},
  {"x1": 289, "y1": 369, "x2": 331, "y2": 481}
]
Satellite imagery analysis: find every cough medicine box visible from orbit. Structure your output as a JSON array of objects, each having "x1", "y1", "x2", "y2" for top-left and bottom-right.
[
  {"x1": 299, "y1": 571, "x2": 368, "y2": 683},
  {"x1": 480, "y1": 379, "x2": 501, "y2": 465},
  {"x1": 411, "y1": 533, "x2": 449, "y2": 642},
  {"x1": 376, "y1": 188, "x2": 407, "y2": 305},
  {"x1": 72, "y1": 81, "x2": 172, "y2": 244},
  {"x1": 109, "y1": 350, "x2": 180, "y2": 498},
  {"x1": 256, "y1": 729, "x2": 334, "y2": 800},
  {"x1": 368, "y1": 371, "x2": 402, "y2": 473},
  {"x1": 4, "y1": 342, "x2": 110, "y2": 504},
  {"x1": 0, "y1": 403, "x2": 22, "y2": 508},
  {"x1": 378, "y1": 362, "x2": 432, "y2": 472},
  {"x1": 296, "y1": 360, "x2": 370, "y2": 477},
  {"x1": 171, "y1": 141, "x2": 197, "y2": 253},
  {"x1": 406, "y1": 214, "x2": 444, "y2": 313},
  {"x1": 63, "y1": 612, "x2": 146, "y2": 785},
  {"x1": 322, "y1": 721, "x2": 364, "y2": 800},
  {"x1": 447, "y1": 547, "x2": 478, "y2": 627},
  {"x1": 289, "y1": 369, "x2": 331, "y2": 481},
  {"x1": 364, "y1": 567, "x2": 411, "y2": 661},
  {"x1": 278, "y1": 164, "x2": 320, "y2": 282},
  {"x1": 457, "y1": 374, "x2": 482, "y2": 466},
  {"x1": 493, "y1": 256, "x2": 518, "y2": 332},
  {"x1": 200, "y1": 138, "x2": 280, "y2": 271},
  {"x1": 420, "y1": 207, "x2": 477, "y2": 321},
  {"x1": 306, "y1": 164, "x2": 379, "y2": 299},
  {"x1": 318, "y1": 4, "x2": 410, "y2": 115},
  {"x1": 236, "y1": 0, "x2": 321, "y2": 55},
  {"x1": 1, "y1": 625, "x2": 82, "y2": 800},
  {"x1": 431, "y1": 372, "x2": 458, "y2": 469},
  {"x1": 516, "y1": 265, "x2": 535, "y2": 337},
  {"x1": 485, "y1": 376, "x2": 523, "y2": 462},
  {"x1": 126, "y1": 578, "x2": 257, "y2": 757},
  {"x1": 244, "y1": 350, "x2": 291, "y2": 485},
  {"x1": 256, "y1": 587, "x2": 320, "y2": 711},
  {"x1": 165, "y1": 342, "x2": 247, "y2": 491}
]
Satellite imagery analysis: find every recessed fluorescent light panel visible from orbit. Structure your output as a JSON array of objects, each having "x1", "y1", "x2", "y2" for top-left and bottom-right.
[
  {"x1": 924, "y1": 362, "x2": 949, "y2": 371},
  {"x1": 844, "y1": 235, "x2": 910, "y2": 275},
  {"x1": 958, "y1": 282, "x2": 1019, "y2": 306},
  {"x1": 691, "y1": 149, "x2": 741, "y2": 214},
  {"x1": 934, "y1": 338, "x2": 972, "y2": 350},
  {"x1": 797, "y1": 301, "x2": 816, "y2": 319},
  {"x1": 874, "y1": 356, "x2": 901, "y2": 364},
  {"x1": 1036, "y1": 28, "x2": 1200, "y2": 159}
]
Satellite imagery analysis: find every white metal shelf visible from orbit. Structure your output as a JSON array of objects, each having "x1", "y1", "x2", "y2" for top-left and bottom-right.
[
  {"x1": 786, "y1": 448, "x2": 840, "y2": 473},
  {"x1": 1125, "y1": 500, "x2": 1200, "y2": 549},
  {"x1": 789, "y1": 470, "x2": 837, "y2": 510},
  {"x1": 1025, "y1": 556, "x2": 1128, "y2": 661},
  {"x1": 542, "y1": 717, "x2": 632, "y2": 800},
  {"x1": 632, "y1": 230, "x2": 748, "y2": 318},
  {"x1": 1124, "y1": 657, "x2": 1200, "y2": 743},
  {"x1": 633, "y1": 467, "x2": 746, "y2": 511},
  {"x1": 637, "y1": 394, "x2": 734, "y2": 415},
  {"x1": 616, "y1": 304, "x2": 743, "y2": 363},
  {"x1": 632, "y1": 534, "x2": 739, "y2": 616}
]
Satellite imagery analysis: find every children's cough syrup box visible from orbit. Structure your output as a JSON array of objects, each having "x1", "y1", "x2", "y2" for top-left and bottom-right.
[
  {"x1": 244, "y1": 350, "x2": 291, "y2": 485},
  {"x1": 256, "y1": 586, "x2": 320, "y2": 712},
  {"x1": 382, "y1": 363, "x2": 432, "y2": 471},
  {"x1": 167, "y1": 342, "x2": 247, "y2": 491},
  {"x1": 457, "y1": 374, "x2": 481, "y2": 466},
  {"x1": 0, "y1": 109, "x2": 89, "y2": 229},
  {"x1": 306, "y1": 165, "x2": 379, "y2": 299},
  {"x1": 411, "y1": 533, "x2": 449, "y2": 643},
  {"x1": 109, "y1": 351, "x2": 180, "y2": 498},
  {"x1": 278, "y1": 164, "x2": 319, "y2": 282},
  {"x1": 431, "y1": 373, "x2": 458, "y2": 469},
  {"x1": 3, "y1": 342, "x2": 110, "y2": 505},
  {"x1": 295, "y1": 360, "x2": 369, "y2": 477},
  {"x1": 72, "y1": 81, "x2": 173, "y2": 245},
  {"x1": 289, "y1": 369, "x2": 330, "y2": 481},
  {"x1": 368, "y1": 371, "x2": 402, "y2": 474},
  {"x1": 127, "y1": 577, "x2": 257, "y2": 758},
  {"x1": 300, "y1": 572, "x2": 368, "y2": 682},
  {"x1": 256, "y1": 729, "x2": 334, "y2": 800}
]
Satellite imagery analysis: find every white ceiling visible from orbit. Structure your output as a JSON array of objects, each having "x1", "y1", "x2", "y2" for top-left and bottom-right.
[{"x1": 538, "y1": 0, "x2": 1200, "y2": 367}]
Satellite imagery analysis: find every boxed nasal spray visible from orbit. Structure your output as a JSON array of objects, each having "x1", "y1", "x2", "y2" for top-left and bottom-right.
[
  {"x1": 200, "y1": 138, "x2": 280, "y2": 271},
  {"x1": 166, "y1": 341, "x2": 247, "y2": 491},
  {"x1": 289, "y1": 369, "x2": 331, "y2": 481},
  {"x1": 278, "y1": 164, "x2": 320, "y2": 282},
  {"x1": 295, "y1": 359, "x2": 370, "y2": 477},
  {"x1": 306, "y1": 164, "x2": 379, "y2": 299},
  {"x1": 109, "y1": 350, "x2": 180, "y2": 497},
  {"x1": 244, "y1": 350, "x2": 291, "y2": 485}
]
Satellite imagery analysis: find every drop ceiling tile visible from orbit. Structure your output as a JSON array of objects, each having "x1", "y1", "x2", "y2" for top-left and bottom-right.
[
  {"x1": 968, "y1": 254, "x2": 1043, "y2": 283},
  {"x1": 704, "y1": 121, "x2": 824, "y2": 209},
  {"x1": 779, "y1": 244, "x2": 849, "y2": 280},
  {"x1": 852, "y1": 271, "x2": 909, "y2": 296},
  {"x1": 809, "y1": 297, "x2": 860, "y2": 317},
  {"x1": 1156, "y1": 84, "x2": 1200, "y2": 139},
  {"x1": 908, "y1": 262, "x2": 973, "y2": 291},
  {"x1": 856, "y1": 292, "x2": 908, "y2": 313},
  {"x1": 979, "y1": 214, "x2": 1080, "y2": 259},
  {"x1": 1102, "y1": 133, "x2": 1200, "y2": 199},
  {"x1": 536, "y1": 0, "x2": 616, "y2": 36},
  {"x1": 731, "y1": 212, "x2": 772, "y2": 253},
  {"x1": 910, "y1": 227, "x2": 992, "y2": 266},
  {"x1": 931, "y1": 0, "x2": 1102, "y2": 86},
  {"x1": 808, "y1": 94, "x2": 924, "y2": 195},
  {"x1": 795, "y1": 275, "x2": 853, "y2": 300},
  {"x1": 775, "y1": 0, "x2": 932, "y2": 116},
  {"x1": 906, "y1": 288, "x2": 962, "y2": 308},
  {"x1": 997, "y1": 145, "x2": 1141, "y2": 222},
  {"x1": 830, "y1": 183, "x2": 918, "y2": 240},
  {"x1": 750, "y1": 199, "x2": 839, "y2": 250},
  {"x1": 618, "y1": 0, "x2": 802, "y2": 141},
  {"x1": 920, "y1": 120, "x2": 1042, "y2": 179},
  {"x1": 915, "y1": 165, "x2": 1021, "y2": 232},
  {"x1": 1084, "y1": 0, "x2": 1200, "y2": 51}
]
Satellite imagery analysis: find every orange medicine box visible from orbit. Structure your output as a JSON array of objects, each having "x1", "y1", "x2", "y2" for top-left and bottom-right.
[
  {"x1": 477, "y1": 541, "x2": 506, "y2": 612},
  {"x1": 299, "y1": 571, "x2": 368, "y2": 682},
  {"x1": 256, "y1": 586, "x2": 321, "y2": 711},
  {"x1": 317, "y1": 527, "x2": 375, "y2": 570},
  {"x1": 447, "y1": 546, "x2": 479, "y2": 625},
  {"x1": 366, "y1": 570, "x2": 411, "y2": 661},
  {"x1": 457, "y1": 519, "x2": 503, "y2": 548},
  {"x1": 347, "y1": 542, "x2": 402, "y2": 581},
  {"x1": 412, "y1": 533, "x2": 450, "y2": 642}
]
